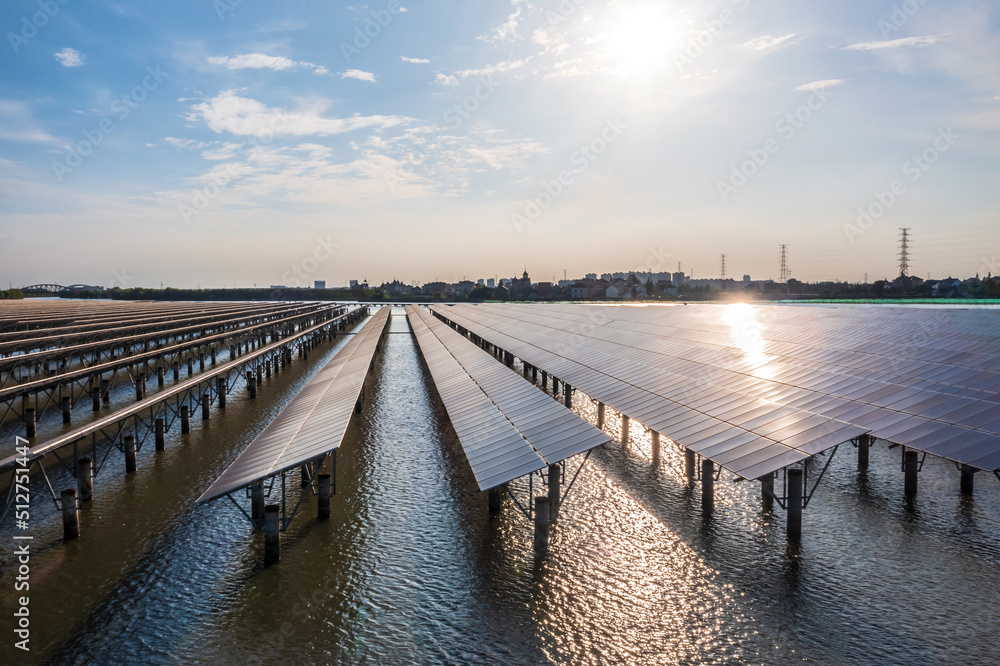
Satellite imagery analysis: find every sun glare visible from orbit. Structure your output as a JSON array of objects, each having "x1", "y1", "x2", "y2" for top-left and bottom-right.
[{"x1": 604, "y1": 2, "x2": 679, "y2": 77}]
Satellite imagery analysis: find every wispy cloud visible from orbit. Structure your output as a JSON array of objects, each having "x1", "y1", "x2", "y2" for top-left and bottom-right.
[
  {"x1": 163, "y1": 137, "x2": 208, "y2": 149},
  {"x1": 841, "y1": 34, "x2": 949, "y2": 51},
  {"x1": 738, "y1": 34, "x2": 798, "y2": 51},
  {"x1": 479, "y1": 0, "x2": 526, "y2": 43},
  {"x1": 207, "y1": 53, "x2": 330, "y2": 75},
  {"x1": 400, "y1": 56, "x2": 430, "y2": 64},
  {"x1": 342, "y1": 69, "x2": 377, "y2": 82},
  {"x1": 54, "y1": 48, "x2": 85, "y2": 67},
  {"x1": 435, "y1": 58, "x2": 530, "y2": 85},
  {"x1": 794, "y1": 79, "x2": 847, "y2": 91},
  {"x1": 187, "y1": 90, "x2": 407, "y2": 136},
  {"x1": 0, "y1": 100, "x2": 56, "y2": 143}
]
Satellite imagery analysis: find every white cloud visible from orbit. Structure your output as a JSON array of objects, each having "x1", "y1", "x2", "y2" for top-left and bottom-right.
[
  {"x1": 54, "y1": 48, "x2": 85, "y2": 67},
  {"x1": 163, "y1": 137, "x2": 208, "y2": 149},
  {"x1": 400, "y1": 56, "x2": 430, "y2": 64},
  {"x1": 341, "y1": 69, "x2": 377, "y2": 82},
  {"x1": 435, "y1": 58, "x2": 531, "y2": 85},
  {"x1": 794, "y1": 79, "x2": 847, "y2": 91},
  {"x1": 207, "y1": 53, "x2": 330, "y2": 75},
  {"x1": 480, "y1": 0, "x2": 526, "y2": 43},
  {"x1": 738, "y1": 34, "x2": 797, "y2": 51},
  {"x1": 842, "y1": 34, "x2": 949, "y2": 51},
  {"x1": 201, "y1": 143, "x2": 242, "y2": 160},
  {"x1": 188, "y1": 90, "x2": 408, "y2": 136}
]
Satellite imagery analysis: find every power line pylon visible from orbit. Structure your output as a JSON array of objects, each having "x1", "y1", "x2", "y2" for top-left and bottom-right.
[
  {"x1": 779, "y1": 244, "x2": 789, "y2": 282},
  {"x1": 898, "y1": 228, "x2": 911, "y2": 277}
]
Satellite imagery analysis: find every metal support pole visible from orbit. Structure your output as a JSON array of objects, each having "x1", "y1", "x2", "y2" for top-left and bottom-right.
[
  {"x1": 25, "y1": 408, "x2": 36, "y2": 438},
  {"x1": 247, "y1": 372, "x2": 257, "y2": 399},
  {"x1": 534, "y1": 496, "x2": 550, "y2": 552},
  {"x1": 135, "y1": 375, "x2": 144, "y2": 402},
  {"x1": 78, "y1": 457, "x2": 93, "y2": 501},
  {"x1": 180, "y1": 405, "x2": 190, "y2": 433},
  {"x1": 960, "y1": 465, "x2": 976, "y2": 494},
  {"x1": 532, "y1": 366, "x2": 537, "y2": 383},
  {"x1": 488, "y1": 487, "x2": 502, "y2": 511},
  {"x1": 858, "y1": 434, "x2": 870, "y2": 470},
  {"x1": 62, "y1": 395, "x2": 72, "y2": 424},
  {"x1": 760, "y1": 473, "x2": 774, "y2": 509},
  {"x1": 92, "y1": 386, "x2": 100, "y2": 412},
  {"x1": 199, "y1": 353, "x2": 205, "y2": 371},
  {"x1": 157, "y1": 365, "x2": 165, "y2": 387},
  {"x1": 564, "y1": 385, "x2": 572, "y2": 409},
  {"x1": 702, "y1": 459, "x2": 714, "y2": 510},
  {"x1": 101, "y1": 378, "x2": 110, "y2": 403},
  {"x1": 904, "y1": 450, "x2": 918, "y2": 495},
  {"x1": 217, "y1": 377, "x2": 226, "y2": 408},
  {"x1": 541, "y1": 370, "x2": 548, "y2": 389},
  {"x1": 548, "y1": 464, "x2": 561, "y2": 520},
  {"x1": 202, "y1": 393, "x2": 210, "y2": 420},
  {"x1": 172, "y1": 361, "x2": 179, "y2": 381},
  {"x1": 155, "y1": 418, "x2": 165, "y2": 451},
  {"x1": 651, "y1": 431, "x2": 660, "y2": 463},
  {"x1": 318, "y1": 473, "x2": 331, "y2": 520},
  {"x1": 62, "y1": 489, "x2": 80, "y2": 540},
  {"x1": 597, "y1": 402, "x2": 605, "y2": 430},
  {"x1": 787, "y1": 468, "x2": 803, "y2": 537},
  {"x1": 251, "y1": 480, "x2": 264, "y2": 524},
  {"x1": 621, "y1": 414, "x2": 629, "y2": 444},
  {"x1": 685, "y1": 448, "x2": 696, "y2": 483},
  {"x1": 264, "y1": 505, "x2": 280, "y2": 565},
  {"x1": 124, "y1": 435, "x2": 137, "y2": 474},
  {"x1": 187, "y1": 357, "x2": 194, "y2": 375}
]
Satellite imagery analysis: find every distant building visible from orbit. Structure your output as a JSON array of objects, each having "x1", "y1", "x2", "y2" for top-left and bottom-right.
[
  {"x1": 743, "y1": 275, "x2": 751, "y2": 283},
  {"x1": 585, "y1": 273, "x2": 597, "y2": 280},
  {"x1": 314, "y1": 280, "x2": 326, "y2": 289},
  {"x1": 487, "y1": 278, "x2": 495, "y2": 288},
  {"x1": 477, "y1": 278, "x2": 485, "y2": 286},
  {"x1": 270, "y1": 285, "x2": 286, "y2": 289},
  {"x1": 601, "y1": 273, "x2": 613, "y2": 281},
  {"x1": 349, "y1": 280, "x2": 359, "y2": 288},
  {"x1": 606, "y1": 285, "x2": 622, "y2": 299}
]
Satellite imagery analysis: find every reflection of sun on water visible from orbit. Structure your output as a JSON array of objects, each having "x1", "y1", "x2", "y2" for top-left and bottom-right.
[
  {"x1": 722, "y1": 303, "x2": 776, "y2": 379},
  {"x1": 603, "y1": 1, "x2": 680, "y2": 78}
]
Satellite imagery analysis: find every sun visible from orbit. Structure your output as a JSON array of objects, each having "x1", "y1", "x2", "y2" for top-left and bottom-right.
[{"x1": 603, "y1": 2, "x2": 680, "y2": 78}]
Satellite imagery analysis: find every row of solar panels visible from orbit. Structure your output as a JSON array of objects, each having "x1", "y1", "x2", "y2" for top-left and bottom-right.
[
  {"x1": 477, "y1": 303, "x2": 1000, "y2": 470},
  {"x1": 538, "y1": 304, "x2": 1000, "y2": 402},
  {"x1": 198, "y1": 307, "x2": 390, "y2": 503},
  {"x1": 435, "y1": 303, "x2": 1000, "y2": 475},
  {"x1": 406, "y1": 305, "x2": 607, "y2": 490}
]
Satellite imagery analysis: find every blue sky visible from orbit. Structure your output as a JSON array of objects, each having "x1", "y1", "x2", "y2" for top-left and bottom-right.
[{"x1": 1, "y1": 0, "x2": 998, "y2": 288}]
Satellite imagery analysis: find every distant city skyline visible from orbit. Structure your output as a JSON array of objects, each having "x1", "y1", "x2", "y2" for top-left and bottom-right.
[{"x1": 1, "y1": 1, "x2": 998, "y2": 287}]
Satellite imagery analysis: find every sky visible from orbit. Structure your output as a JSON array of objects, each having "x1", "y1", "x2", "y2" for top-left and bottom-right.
[{"x1": 0, "y1": 0, "x2": 998, "y2": 289}]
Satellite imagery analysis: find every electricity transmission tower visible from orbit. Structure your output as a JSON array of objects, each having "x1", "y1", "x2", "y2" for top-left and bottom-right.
[
  {"x1": 898, "y1": 228, "x2": 911, "y2": 277},
  {"x1": 779, "y1": 244, "x2": 789, "y2": 282},
  {"x1": 720, "y1": 254, "x2": 727, "y2": 280}
]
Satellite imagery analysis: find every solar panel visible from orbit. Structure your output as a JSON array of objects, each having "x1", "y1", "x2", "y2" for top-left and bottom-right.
[
  {"x1": 406, "y1": 306, "x2": 607, "y2": 491},
  {"x1": 198, "y1": 307, "x2": 390, "y2": 503}
]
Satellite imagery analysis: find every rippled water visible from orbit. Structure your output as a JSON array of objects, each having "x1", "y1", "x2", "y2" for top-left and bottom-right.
[{"x1": 3, "y1": 306, "x2": 1000, "y2": 664}]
